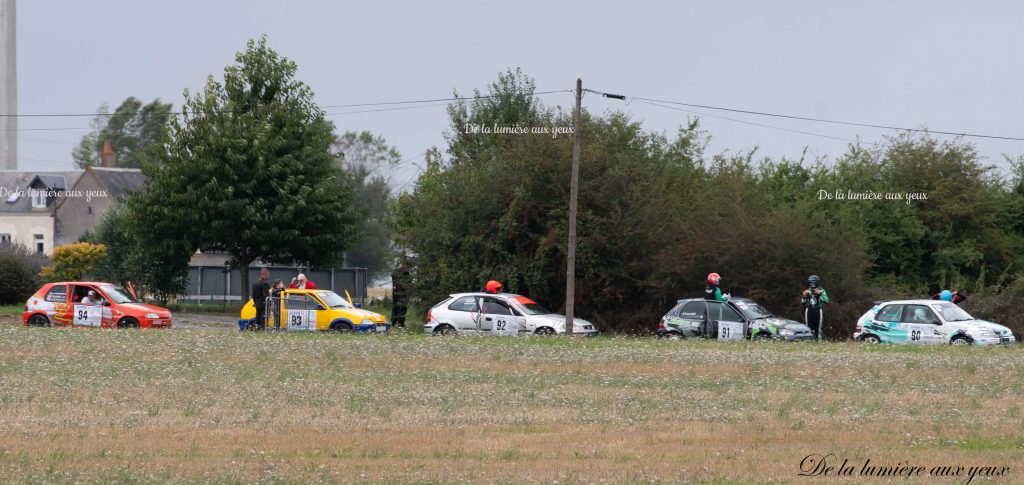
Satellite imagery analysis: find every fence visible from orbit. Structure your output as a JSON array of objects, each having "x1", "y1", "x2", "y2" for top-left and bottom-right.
[{"x1": 180, "y1": 266, "x2": 369, "y2": 305}]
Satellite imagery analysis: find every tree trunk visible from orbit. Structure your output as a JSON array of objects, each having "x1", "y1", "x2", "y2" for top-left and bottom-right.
[{"x1": 235, "y1": 253, "x2": 253, "y2": 306}]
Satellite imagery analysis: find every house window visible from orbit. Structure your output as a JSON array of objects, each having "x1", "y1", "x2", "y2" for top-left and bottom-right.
[
  {"x1": 87, "y1": 206, "x2": 93, "y2": 215},
  {"x1": 0, "y1": 234, "x2": 10, "y2": 243},
  {"x1": 34, "y1": 234, "x2": 44, "y2": 253},
  {"x1": 30, "y1": 189, "x2": 47, "y2": 209}
]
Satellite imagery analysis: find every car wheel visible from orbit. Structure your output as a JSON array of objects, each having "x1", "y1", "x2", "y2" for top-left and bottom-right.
[
  {"x1": 117, "y1": 317, "x2": 140, "y2": 329},
  {"x1": 435, "y1": 324, "x2": 457, "y2": 336},
  {"x1": 535, "y1": 327, "x2": 555, "y2": 336},
  {"x1": 330, "y1": 322, "x2": 353, "y2": 333},
  {"x1": 860, "y1": 334, "x2": 881, "y2": 344},
  {"x1": 754, "y1": 332, "x2": 772, "y2": 341},
  {"x1": 661, "y1": 332, "x2": 683, "y2": 340},
  {"x1": 950, "y1": 335, "x2": 972, "y2": 346},
  {"x1": 28, "y1": 314, "x2": 50, "y2": 326}
]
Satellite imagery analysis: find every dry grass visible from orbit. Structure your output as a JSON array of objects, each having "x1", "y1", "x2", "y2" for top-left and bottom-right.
[{"x1": 0, "y1": 323, "x2": 1021, "y2": 484}]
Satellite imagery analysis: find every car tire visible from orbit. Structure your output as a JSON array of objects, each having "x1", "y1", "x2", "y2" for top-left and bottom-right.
[
  {"x1": 27, "y1": 314, "x2": 50, "y2": 326},
  {"x1": 535, "y1": 327, "x2": 555, "y2": 336},
  {"x1": 661, "y1": 332, "x2": 683, "y2": 340},
  {"x1": 754, "y1": 332, "x2": 772, "y2": 341},
  {"x1": 950, "y1": 335, "x2": 972, "y2": 346},
  {"x1": 435, "y1": 324, "x2": 457, "y2": 336},
  {"x1": 860, "y1": 334, "x2": 881, "y2": 344},
  {"x1": 117, "y1": 317, "x2": 140, "y2": 329},
  {"x1": 330, "y1": 322, "x2": 353, "y2": 333}
]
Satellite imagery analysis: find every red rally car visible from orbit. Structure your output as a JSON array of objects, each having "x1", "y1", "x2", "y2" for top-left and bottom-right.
[{"x1": 22, "y1": 282, "x2": 173, "y2": 329}]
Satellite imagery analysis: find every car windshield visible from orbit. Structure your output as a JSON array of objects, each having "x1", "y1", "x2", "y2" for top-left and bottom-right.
[
  {"x1": 99, "y1": 285, "x2": 136, "y2": 304},
  {"x1": 511, "y1": 295, "x2": 551, "y2": 315},
  {"x1": 932, "y1": 302, "x2": 974, "y2": 322},
  {"x1": 734, "y1": 301, "x2": 774, "y2": 319},
  {"x1": 316, "y1": 291, "x2": 353, "y2": 309}
]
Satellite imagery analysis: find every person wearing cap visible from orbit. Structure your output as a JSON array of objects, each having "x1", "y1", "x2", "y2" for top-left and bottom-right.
[
  {"x1": 81, "y1": 290, "x2": 102, "y2": 305},
  {"x1": 932, "y1": 289, "x2": 967, "y2": 304},
  {"x1": 801, "y1": 275, "x2": 830, "y2": 340},
  {"x1": 288, "y1": 273, "x2": 317, "y2": 290},
  {"x1": 484, "y1": 280, "x2": 502, "y2": 294}
]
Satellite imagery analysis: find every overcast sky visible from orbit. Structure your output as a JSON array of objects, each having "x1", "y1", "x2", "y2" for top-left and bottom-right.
[{"x1": 17, "y1": 1, "x2": 1024, "y2": 188}]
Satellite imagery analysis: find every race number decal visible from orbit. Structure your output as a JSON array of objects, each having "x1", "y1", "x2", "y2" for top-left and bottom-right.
[
  {"x1": 73, "y1": 305, "x2": 102, "y2": 327},
  {"x1": 493, "y1": 318, "x2": 521, "y2": 336},
  {"x1": 717, "y1": 321, "x2": 744, "y2": 341},
  {"x1": 286, "y1": 310, "x2": 317, "y2": 332}
]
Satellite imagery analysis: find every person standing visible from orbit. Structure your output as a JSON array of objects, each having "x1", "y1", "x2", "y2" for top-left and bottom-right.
[
  {"x1": 289, "y1": 273, "x2": 317, "y2": 290},
  {"x1": 251, "y1": 268, "x2": 271, "y2": 331},
  {"x1": 801, "y1": 274, "x2": 830, "y2": 340},
  {"x1": 270, "y1": 279, "x2": 285, "y2": 330},
  {"x1": 391, "y1": 263, "x2": 411, "y2": 328}
]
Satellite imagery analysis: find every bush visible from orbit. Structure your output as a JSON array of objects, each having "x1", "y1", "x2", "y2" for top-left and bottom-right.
[
  {"x1": 0, "y1": 255, "x2": 39, "y2": 304},
  {"x1": 40, "y1": 242, "x2": 108, "y2": 283},
  {"x1": 0, "y1": 241, "x2": 48, "y2": 278},
  {"x1": 961, "y1": 276, "x2": 1024, "y2": 339}
]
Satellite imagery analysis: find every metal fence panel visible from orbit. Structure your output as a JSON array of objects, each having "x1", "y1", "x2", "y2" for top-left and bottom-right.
[{"x1": 179, "y1": 266, "x2": 369, "y2": 304}]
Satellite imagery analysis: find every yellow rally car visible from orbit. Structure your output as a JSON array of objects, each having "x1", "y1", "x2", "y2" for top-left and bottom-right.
[{"x1": 239, "y1": 288, "x2": 389, "y2": 333}]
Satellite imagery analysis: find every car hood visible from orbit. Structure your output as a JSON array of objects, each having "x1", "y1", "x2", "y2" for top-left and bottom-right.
[
  {"x1": 119, "y1": 303, "x2": 170, "y2": 314},
  {"x1": 342, "y1": 308, "x2": 385, "y2": 321},
  {"x1": 949, "y1": 319, "x2": 1013, "y2": 336},
  {"x1": 754, "y1": 317, "x2": 810, "y2": 332}
]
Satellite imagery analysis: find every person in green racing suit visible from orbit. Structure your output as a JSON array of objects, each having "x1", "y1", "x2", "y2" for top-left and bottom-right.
[{"x1": 801, "y1": 274, "x2": 829, "y2": 340}]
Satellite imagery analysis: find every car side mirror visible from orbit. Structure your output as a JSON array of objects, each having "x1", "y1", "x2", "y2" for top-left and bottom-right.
[
  {"x1": 354, "y1": 303, "x2": 362, "y2": 308},
  {"x1": 103, "y1": 301, "x2": 111, "y2": 307},
  {"x1": 315, "y1": 305, "x2": 326, "y2": 311},
  {"x1": 931, "y1": 319, "x2": 941, "y2": 325}
]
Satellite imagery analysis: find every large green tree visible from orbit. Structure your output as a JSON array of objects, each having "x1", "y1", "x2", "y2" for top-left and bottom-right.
[
  {"x1": 128, "y1": 36, "x2": 359, "y2": 301},
  {"x1": 333, "y1": 131, "x2": 401, "y2": 273},
  {"x1": 72, "y1": 97, "x2": 174, "y2": 168}
]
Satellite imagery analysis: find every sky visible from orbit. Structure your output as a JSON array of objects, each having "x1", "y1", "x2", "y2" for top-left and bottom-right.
[{"x1": 16, "y1": 0, "x2": 1024, "y2": 189}]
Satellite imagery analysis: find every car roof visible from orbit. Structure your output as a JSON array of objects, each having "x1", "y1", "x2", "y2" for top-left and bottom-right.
[
  {"x1": 675, "y1": 297, "x2": 753, "y2": 304},
  {"x1": 49, "y1": 282, "x2": 113, "y2": 286},
  {"x1": 877, "y1": 299, "x2": 944, "y2": 305}
]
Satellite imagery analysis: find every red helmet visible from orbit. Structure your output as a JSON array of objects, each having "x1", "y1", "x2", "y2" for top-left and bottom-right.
[
  {"x1": 485, "y1": 280, "x2": 502, "y2": 293},
  {"x1": 707, "y1": 273, "x2": 721, "y2": 286}
]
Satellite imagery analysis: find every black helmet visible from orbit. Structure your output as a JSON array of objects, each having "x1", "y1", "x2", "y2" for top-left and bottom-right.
[{"x1": 808, "y1": 275, "x2": 821, "y2": 287}]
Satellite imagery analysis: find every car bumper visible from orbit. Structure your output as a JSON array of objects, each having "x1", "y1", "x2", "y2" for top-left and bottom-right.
[
  {"x1": 142, "y1": 318, "x2": 172, "y2": 328},
  {"x1": 353, "y1": 323, "x2": 390, "y2": 333},
  {"x1": 974, "y1": 336, "x2": 1016, "y2": 345}
]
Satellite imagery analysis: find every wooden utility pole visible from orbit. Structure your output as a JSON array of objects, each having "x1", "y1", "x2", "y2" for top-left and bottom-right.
[
  {"x1": 425, "y1": 148, "x2": 433, "y2": 171},
  {"x1": 565, "y1": 79, "x2": 582, "y2": 336}
]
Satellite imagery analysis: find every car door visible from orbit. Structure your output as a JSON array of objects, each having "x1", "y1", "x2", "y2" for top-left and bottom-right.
[
  {"x1": 668, "y1": 300, "x2": 706, "y2": 337},
  {"x1": 707, "y1": 301, "x2": 745, "y2": 340},
  {"x1": 43, "y1": 283, "x2": 72, "y2": 326},
  {"x1": 478, "y1": 297, "x2": 520, "y2": 335},
  {"x1": 900, "y1": 304, "x2": 943, "y2": 345},
  {"x1": 870, "y1": 304, "x2": 903, "y2": 343},
  {"x1": 69, "y1": 284, "x2": 106, "y2": 328},
  {"x1": 445, "y1": 296, "x2": 481, "y2": 332}
]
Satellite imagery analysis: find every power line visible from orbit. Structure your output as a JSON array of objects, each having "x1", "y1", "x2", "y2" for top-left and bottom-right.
[
  {"x1": 628, "y1": 95, "x2": 1024, "y2": 142},
  {"x1": 0, "y1": 90, "x2": 572, "y2": 119}
]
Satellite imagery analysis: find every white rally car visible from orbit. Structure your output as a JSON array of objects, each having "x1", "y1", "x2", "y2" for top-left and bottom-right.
[
  {"x1": 424, "y1": 292, "x2": 598, "y2": 336},
  {"x1": 855, "y1": 299, "x2": 1015, "y2": 345}
]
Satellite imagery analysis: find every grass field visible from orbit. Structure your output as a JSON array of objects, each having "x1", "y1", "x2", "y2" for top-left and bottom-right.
[{"x1": 0, "y1": 324, "x2": 1021, "y2": 484}]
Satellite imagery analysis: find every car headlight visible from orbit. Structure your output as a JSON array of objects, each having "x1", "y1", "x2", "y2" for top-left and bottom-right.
[
  {"x1": 779, "y1": 328, "x2": 795, "y2": 336},
  {"x1": 360, "y1": 319, "x2": 374, "y2": 326},
  {"x1": 145, "y1": 313, "x2": 160, "y2": 319}
]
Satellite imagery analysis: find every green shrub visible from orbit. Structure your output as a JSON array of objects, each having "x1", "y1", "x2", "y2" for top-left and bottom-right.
[
  {"x1": 961, "y1": 276, "x2": 1024, "y2": 339},
  {"x1": 0, "y1": 255, "x2": 39, "y2": 305}
]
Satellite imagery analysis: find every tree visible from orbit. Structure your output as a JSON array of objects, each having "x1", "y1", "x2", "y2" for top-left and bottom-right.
[
  {"x1": 127, "y1": 36, "x2": 359, "y2": 302},
  {"x1": 333, "y1": 131, "x2": 401, "y2": 272},
  {"x1": 40, "y1": 242, "x2": 108, "y2": 282},
  {"x1": 83, "y1": 201, "x2": 189, "y2": 303},
  {"x1": 72, "y1": 97, "x2": 174, "y2": 168}
]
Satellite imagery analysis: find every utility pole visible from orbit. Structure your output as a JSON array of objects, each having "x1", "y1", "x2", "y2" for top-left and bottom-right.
[
  {"x1": 565, "y1": 79, "x2": 583, "y2": 336},
  {"x1": 425, "y1": 148, "x2": 433, "y2": 171}
]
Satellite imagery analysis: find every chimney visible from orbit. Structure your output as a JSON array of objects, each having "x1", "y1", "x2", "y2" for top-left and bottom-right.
[{"x1": 100, "y1": 140, "x2": 117, "y2": 168}]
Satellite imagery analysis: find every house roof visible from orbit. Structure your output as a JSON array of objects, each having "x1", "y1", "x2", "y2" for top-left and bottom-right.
[
  {"x1": 87, "y1": 167, "x2": 147, "y2": 198},
  {"x1": 0, "y1": 170, "x2": 84, "y2": 213}
]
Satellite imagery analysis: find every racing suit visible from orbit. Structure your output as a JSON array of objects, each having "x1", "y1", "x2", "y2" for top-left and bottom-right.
[
  {"x1": 704, "y1": 285, "x2": 728, "y2": 302},
  {"x1": 801, "y1": 287, "x2": 829, "y2": 339}
]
